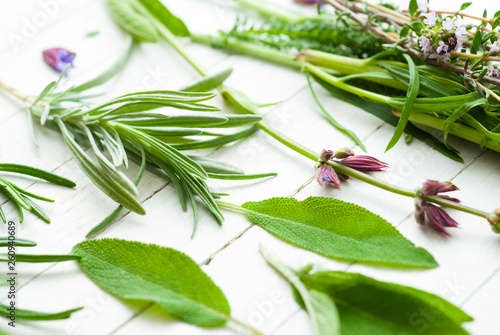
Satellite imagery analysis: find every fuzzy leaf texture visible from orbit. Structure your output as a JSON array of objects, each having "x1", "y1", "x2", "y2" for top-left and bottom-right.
[
  {"x1": 241, "y1": 197, "x2": 438, "y2": 268},
  {"x1": 298, "y1": 270, "x2": 473, "y2": 334},
  {"x1": 73, "y1": 239, "x2": 231, "y2": 327}
]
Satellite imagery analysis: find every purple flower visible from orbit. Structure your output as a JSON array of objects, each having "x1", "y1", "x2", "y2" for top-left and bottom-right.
[
  {"x1": 453, "y1": 39, "x2": 463, "y2": 52},
  {"x1": 415, "y1": 180, "x2": 461, "y2": 236},
  {"x1": 455, "y1": 25, "x2": 466, "y2": 39},
  {"x1": 442, "y1": 17, "x2": 455, "y2": 32},
  {"x1": 419, "y1": 36, "x2": 432, "y2": 54},
  {"x1": 340, "y1": 155, "x2": 388, "y2": 172},
  {"x1": 418, "y1": 0, "x2": 428, "y2": 13},
  {"x1": 317, "y1": 165, "x2": 341, "y2": 188},
  {"x1": 42, "y1": 48, "x2": 75, "y2": 73},
  {"x1": 423, "y1": 12, "x2": 437, "y2": 28},
  {"x1": 489, "y1": 66, "x2": 500, "y2": 78},
  {"x1": 490, "y1": 41, "x2": 500, "y2": 53}
]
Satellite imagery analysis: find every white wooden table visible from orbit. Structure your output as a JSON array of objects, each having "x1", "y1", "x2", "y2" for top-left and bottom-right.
[{"x1": 0, "y1": 0, "x2": 498, "y2": 334}]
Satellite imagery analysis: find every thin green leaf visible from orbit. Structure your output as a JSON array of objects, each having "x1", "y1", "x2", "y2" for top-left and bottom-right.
[
  {"x1": 386, "y1": 54, "x2": 420, "y2": 151},
  {"x1": 471, "y1": 30, "x2": 483, "y2": 54},
  {"x1": 307, "y1": 74, "x2": 366, "y2": 152},
  {"x1": 261, "y1": 246, "x2": 341, "y2": 335},
  {"x1": 0, "y1": 304, "x2": 82, "y2": 321},
  {"x1": 443, "y1": 98, "x2": 487, "y2": 144},
  {"x1": 208, "y1": 172, "x2": 277, "y2": 180},
  {"x1": 172, "y1": 126, "x2": 258, "y2": 150},
  {"x1": 182, "y1": 68, "x2": 233, "y2": 92},
  {"x1": 241, "y1": 197, "x2": 438, "y2": 268},
  {"x1": 408, "y1": 0, "x2": 418, "y2": 16},
  {"x1": 0, "y1": 254, "x2": 80, "y2": 263},
  {"x1": 23, "y1": 196, "x2": 51, "y2": 223},
  {"x1": 459, "y1": 2, "x2": 472, "y2": 11},
  {"x1": 73, "y1": 239, "x2": 231, "y2": 327},
  {"x1": 0, "y1": 237, "x2": 36, "y2": 247},
  {"x1": 0, "y1": 164, "x2": 76, "y2": 187}
]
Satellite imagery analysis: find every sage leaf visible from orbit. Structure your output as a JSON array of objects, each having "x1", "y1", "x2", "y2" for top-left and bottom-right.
[
  {"x1": 0, "y1": 304, "x2": 82, "y2": 320},
  {"x1": 73, "y1": 239, "x2": 231, "y2": 327},
  {"x1": 241, "y1": 197, "x2": 438, "y2": 268},
  {"x1": 298, "y1": 270, "x2": 473, "y2": 334},
  {"x1": 261, "y1": 246, "x2": 341, "y2": 335}
]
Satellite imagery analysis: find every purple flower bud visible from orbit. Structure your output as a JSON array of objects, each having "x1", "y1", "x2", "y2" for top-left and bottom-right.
[
  {"x1": 42, "y1": 48, "x2": 75, "y2": 73},
  {"x1": 294, "y1": 0, "x2": 318, "y2": 3},
  {"x1": 415, "y1": 179, "x2": 461, "y2": 236},
  {"x1": 334, "y1": 147, "x2": 354, "y2": 159},
  {"x1": 317, "y1": 165, "x2": 341, "y2": 188},
  {"x1": 319, "y1": 149, "x2": 334, "y2": 162},
  {"x1": 426, "y1": 204, "x2": 460, "y2": 236},
  {"x1": 422, "y1": 180, "x2": 458, "y2": 196},
  {"x1": 340, "y1": 155, "x2": 388, "y2": 172}
]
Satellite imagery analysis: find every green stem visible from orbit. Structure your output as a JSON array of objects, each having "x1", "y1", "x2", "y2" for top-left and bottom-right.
[
  {"x1": 229, "y1": 0, "x2": 302, "y2": 22},
  {"x1": 191, "y1": 33, "x2": 299, "y2": 69},
  {"x1": 228, "y1": 315, "x2": 263, "y2": 335},
  {"x1": 216, "y1": 201, "x2": 245, "y2": 214}
]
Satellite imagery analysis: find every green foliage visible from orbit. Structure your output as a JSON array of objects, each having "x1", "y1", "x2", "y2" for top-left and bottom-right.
[
  {"x1": 105, "y1": 0, "x2": 158, "y2": 42},
  {"x1": 386, "y1": 54, "x2": 420, "y2": 151},
  {"x1": 0, "y1": 253, "x2": 80, "y2": 263},
  {"x1": 0, "y1": 164, "x2": 76, "y2": 223},
  {"x1": 224, "y1": 18, "x2": 386, "y2": 59},
  {"x1": 0, "y1": 237, "x2": 36, "y2": 247},
  {"x1": 73, "y1": 239, "x2": 231, "y2": 327},
  {"x1": 298, "y1": 269, "x2": 473, "y2": 335},
  {"x1": 0, "y1": 304, "x2": 82, "y2": 321},
  {"x1": 261, "y1": 246, "x2": 340, "y2": 335},
  {"x1": 241, "y1": 197, "x2": 438, "y2": 268},
  {"x1": 136, "y1": 0, "x2": 189, "y2": 37}
]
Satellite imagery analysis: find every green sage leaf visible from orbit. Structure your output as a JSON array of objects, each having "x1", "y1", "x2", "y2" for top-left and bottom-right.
[
  {"x1": 241, "y1": 197, "x2": 438, "y2": 268},
  {"x1": 73, "y1": 239, "x2": 231, "y2": 327},
  {"x1": 298, "y1": 270, "x2": 473, "y2": 334}
]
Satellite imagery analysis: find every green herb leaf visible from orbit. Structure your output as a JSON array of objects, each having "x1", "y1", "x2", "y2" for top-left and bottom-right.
[
  {"x1": 386, "y1": 54, "x2": 420, "y2": 151},
  {"x1": 306, "y1": 75, "x2": 366, "y2": 152},
  {"x1": 241, "y1": 197, "x2": 438, "y2": 268},
  {"x1": 0, "y1": 164, "x2": 76, "y2": 187},
  {"x1": 182, "y1": 68, "x2": 233, "y2": 92},
  {"x1": 459, "y1": 2, "x2": 472, "y2": 11},
  {"x1": 470, "y1": 30, "x2": 483, "y2": 54},
  {"x1": 0, "y1": 253, "x2": 80, "y2": 263},
  {"x1": 73, "y1": 239, "x2": 231, "y2": 327},
  {"x1": 136, "y1": 0, "x2": 190, "y2": 37},
  {"x1": 0, "y1": 304, "x2": 82, "y2": 320},
  {"x1": 261, "y1": 246, "x2": 341, "y2": 335},
  {"x1": 408, "y1": 0, "x2": 418, "y2": 16},
  {"x1": 0, "y1": 237, "x2": 36, "y2": 247},
  {"x1": 105, "y1": 0, "x2": 158, "y2": 42},
  {"x1": 299, "y1": 270, "x2": 473, "y2": 334}
]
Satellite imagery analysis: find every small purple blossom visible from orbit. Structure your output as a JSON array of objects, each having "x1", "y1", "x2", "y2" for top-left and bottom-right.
[
  {"x1": 415, "y1": 180, "x2": 461, "y2": 236},
  {"x1": 315, "y1": 148, "x2": 387, "y2": 188},
  {"x1": 317, "y1": 165, "x2": 341, "y2": 188},
  {"x1": 442, "y1": 17, "x2": 455, "y2": 32},
  {"x1": 423, "y1": 12, "x2": 437, "y2": 28},
  {"x1": 489, "y1": 66, "x2": 500, "y2": 78},
  {"x1": 294, "y1": 0, "x2": 318, "y2": 4},
  {"x1": 42, "y1": 47, "x2": 75, "y2": 73},
  {"x1": 419, "y1": 36, "x2": 433, "y2": 54},
  {"x1": 417, "y1": 0, "x2": 428, "y2": 13},
  {"x1": 455, "y1": 25, "x2": 466, "y2": 39},
  {"x1": 340, "y1": 155, "x2": 388, "y2": 172},
  {"x1": 453, "y1": 39, "x2": 463, "y2": 52},
  {"x1": 490, "y1": 41, "x2": 500, "y2": 53}
]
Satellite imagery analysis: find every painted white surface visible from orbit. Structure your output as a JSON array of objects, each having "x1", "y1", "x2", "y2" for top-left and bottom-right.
[{"x1": 0, "y1": 0, "x2": 498, "y2": 334}]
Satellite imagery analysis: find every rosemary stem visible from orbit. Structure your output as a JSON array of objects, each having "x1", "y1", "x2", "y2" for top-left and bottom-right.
[{"x1": 0, "y1": 80, "x2": 33, "y2": 103}]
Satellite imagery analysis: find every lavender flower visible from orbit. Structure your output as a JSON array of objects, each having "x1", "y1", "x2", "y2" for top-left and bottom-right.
[
  {"x1": 455, "y1": 25, "x2": 466, "y2": 39},
  {"x1": 294, "y1": 0, "x2": 318, "y2": 4},
  {"x1": 42, "y1": 48, "x2": 75, "y2": 73},
  {"x1": 315, "y1": 148, "x2": 387, "y2": 188},
  {"x1": 423, "y1": 12, "x2": 437, "y2": 28},
  {"x1": 442, "y1": 17, "x2": 455, "y2": 32},
  {"x1": 489, "y1": 66, "x2": 500, "y2": 78},
  {"x1": 490, "y1": 41, "x2": 500, "y2": 53},
  {"x1": 419, "y1": 36, "x2": 433, "y2": 54},
  {"x1": 415, "y1": 180, "x2": 461, "y2": 236},
  {"x1": 417, "y1": 0, "x2": 428, "y2": 13}
]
